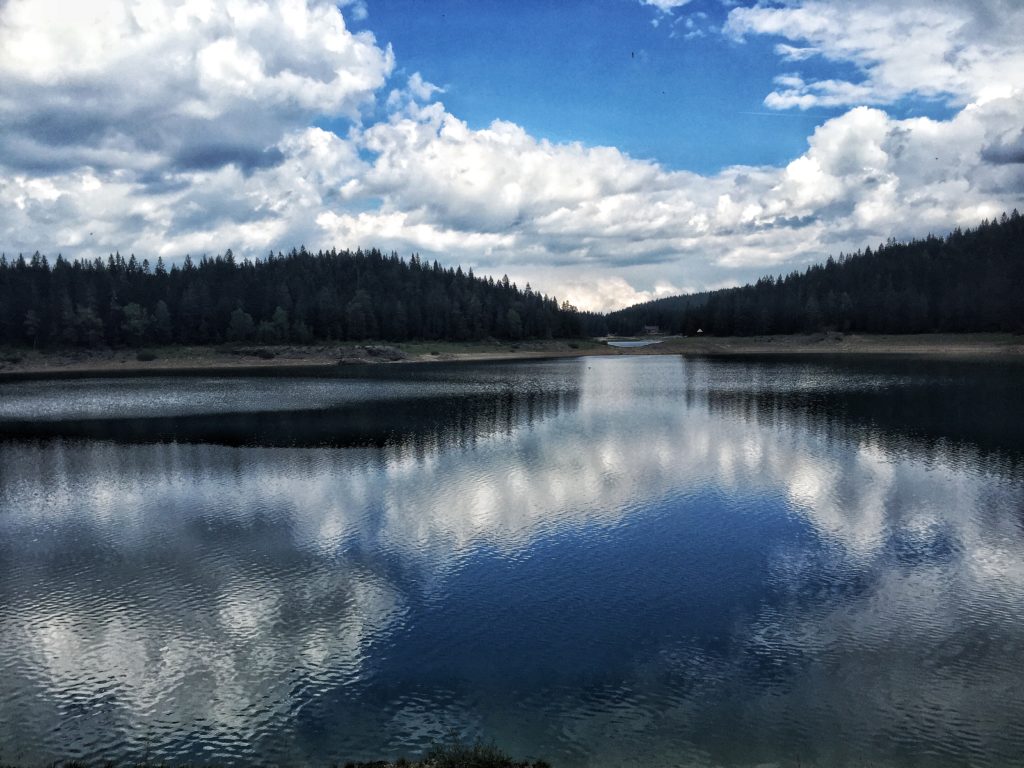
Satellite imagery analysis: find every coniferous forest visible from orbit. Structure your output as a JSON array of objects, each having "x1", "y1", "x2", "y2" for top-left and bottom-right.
[
  {"x1": 1, "y1": 212, "x2": 1021, "y2": 349},
  {"x1": 601, "y1": 211, "x2": 1024, "y2": 337},
  {"x1": 0, "y1": 247, "x2": 584, "y2": 348}
]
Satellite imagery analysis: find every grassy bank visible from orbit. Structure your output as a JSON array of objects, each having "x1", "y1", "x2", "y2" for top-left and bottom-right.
[{"x1": 0, "y1": 333, "x2": 1021, "y2": 381}]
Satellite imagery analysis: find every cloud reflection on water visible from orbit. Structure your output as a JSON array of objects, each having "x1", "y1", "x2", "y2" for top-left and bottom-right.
[{"x1": 1, "y1": 356, "x2": 1023, "y2": 766}]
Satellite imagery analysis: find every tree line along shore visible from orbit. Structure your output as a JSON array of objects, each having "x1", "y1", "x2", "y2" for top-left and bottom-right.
[
  {"x1": 0, "y1": 212, "x2": 1021, "y2": 354},
  {"x1": 603, "y1": 211, "x2": 1023, "y2": 337}
]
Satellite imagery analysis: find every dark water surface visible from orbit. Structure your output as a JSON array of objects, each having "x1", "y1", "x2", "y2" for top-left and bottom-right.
[{"x1": 1, "y1": 356, "x2": 1023, "y2": 767}]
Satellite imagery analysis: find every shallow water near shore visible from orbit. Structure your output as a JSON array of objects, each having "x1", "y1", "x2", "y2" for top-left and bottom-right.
[{"x1": 2, "y1": 356, "x2": 1024, "y2": 767}]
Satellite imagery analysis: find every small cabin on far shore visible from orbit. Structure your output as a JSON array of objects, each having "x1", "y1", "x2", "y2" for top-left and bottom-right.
[{"x1": 643, "y1": 325, "x2": 660, "y2": 335}]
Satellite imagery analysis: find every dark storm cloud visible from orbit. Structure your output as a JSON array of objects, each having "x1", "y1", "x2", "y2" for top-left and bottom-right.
[
  {"x1": 172, "y1": 144, "x2": 286, "y2": 174},
  {"x1": 134, "y1": 172, "x2": 196, "y2": 196},
  {"x1": 21, "y1": 109, "x2": 113, "y2": 148},
  {"x1": 167, "y1": 192, "x2": 277, "y2": 236},
  {"x1": 981, "y1": 133, "x2": 1024, "y2": 165}
]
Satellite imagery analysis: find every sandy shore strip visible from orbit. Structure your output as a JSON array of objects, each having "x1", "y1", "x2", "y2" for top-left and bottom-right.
[{"x1": 0, "y1": 333, "x2": 1022, "y2": 381}]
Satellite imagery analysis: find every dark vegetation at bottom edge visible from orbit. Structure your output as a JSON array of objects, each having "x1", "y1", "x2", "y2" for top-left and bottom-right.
[
  {"x1": 3, "y1": 738, "x2": 551, "y2": 768},
  {"x1": 345, "y1": 739, "x2": 551, "y2": 768}
]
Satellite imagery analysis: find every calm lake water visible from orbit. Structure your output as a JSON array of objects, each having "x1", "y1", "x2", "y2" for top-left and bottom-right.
[{"x1": 1, "y1": 355, "x2": 1023, "y2": 767}]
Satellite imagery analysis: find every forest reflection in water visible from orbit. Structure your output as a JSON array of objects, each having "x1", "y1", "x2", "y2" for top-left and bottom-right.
[{"x1": 0, "y1": 356, "x2": 1023, "y2": 768}]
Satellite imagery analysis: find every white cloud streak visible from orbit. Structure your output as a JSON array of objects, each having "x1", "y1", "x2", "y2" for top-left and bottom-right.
[{"x1": 640, "y1": 0, "x2": 694, "y2": 13}]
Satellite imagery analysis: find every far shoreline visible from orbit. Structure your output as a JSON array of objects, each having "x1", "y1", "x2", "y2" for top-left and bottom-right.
[{"x1": 1, "y1": 333, "x2": 1022, "y2": 382}]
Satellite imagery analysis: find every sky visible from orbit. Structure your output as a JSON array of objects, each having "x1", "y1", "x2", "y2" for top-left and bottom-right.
[{"x1": 2, "y1": 0, "x2": 1023, "y2": 311}]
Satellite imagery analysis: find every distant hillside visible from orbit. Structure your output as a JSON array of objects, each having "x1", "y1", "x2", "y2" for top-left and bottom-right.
[
  {"x1": 604, "y1": 211, "x2": 1024, "y2": 336},
  {"x1": 0, "y1": 247, "x2": 584, "y2": 348}
]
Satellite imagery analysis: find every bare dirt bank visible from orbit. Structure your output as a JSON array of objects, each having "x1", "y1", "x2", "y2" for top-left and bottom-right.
[
  {"x1": 0, "y1": 340, "x2": 603, "y2": 381},
  {"x1": 0, "y1": 334, "x2": 1021, "y2": 381},
  {"x1": 603, "y1": 332, "x2": 1024, "y2": 359}
]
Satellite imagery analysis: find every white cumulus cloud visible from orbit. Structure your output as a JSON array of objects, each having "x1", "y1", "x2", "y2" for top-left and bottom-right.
[
  {"x1": 726, "y1": 0, "x2": 1024, "y2": 109},
  {"x1": 0, "y1": 0, "x2": 1022, "y2": 312},
  {"x1": 0, "y1": 0, "x2": 393, "y2": 177}
]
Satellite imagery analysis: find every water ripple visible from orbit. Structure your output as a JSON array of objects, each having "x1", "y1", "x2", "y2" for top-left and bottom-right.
[{"x1": 1, "y1": 357, "x2": 1024, "y2": 766}]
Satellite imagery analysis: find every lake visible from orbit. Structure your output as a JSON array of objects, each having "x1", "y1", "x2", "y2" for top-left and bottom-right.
[{"x1": 1, "y1": 355, "x2": 1023, "y2": 767}]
